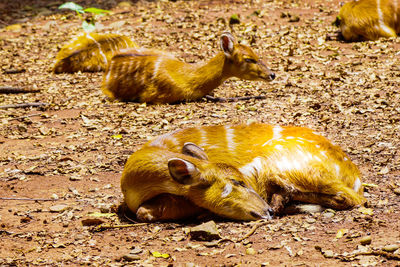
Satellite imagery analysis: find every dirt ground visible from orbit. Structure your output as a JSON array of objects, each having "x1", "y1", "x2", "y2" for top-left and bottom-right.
[{"x1": 1, "y1": 0, "x2": 399, "y2": 266}]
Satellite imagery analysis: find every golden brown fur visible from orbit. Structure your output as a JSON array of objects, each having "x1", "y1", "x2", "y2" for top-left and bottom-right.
[
  {"x1": 338, "y1": 0, "x2": 400, "y2": 41},
  {"x1": 53, "y1": 33, "x2": 137, "y2": 73},
  {"x1": 102, "y1": 32, "x2": 275, "y2": 104},
  {"x1": 121, "y1": 123, "x2": 365, "y2": 222}
]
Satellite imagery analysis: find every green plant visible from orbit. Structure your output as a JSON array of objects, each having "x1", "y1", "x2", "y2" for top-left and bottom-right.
[{"x1": 59, "y1": 2, "x2": 110, "y2": 32}]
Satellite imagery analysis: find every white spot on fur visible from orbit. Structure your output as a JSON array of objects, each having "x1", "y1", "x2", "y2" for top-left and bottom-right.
[
  {"x1": 320, "y1": 150, "x2": 328, "y2": 158},
  {"x1": 122, "y1": 38, "x2": 129, "y2": 48},
  {"x1": 221, "y1": 183, "x2": 233, "y2": 198},
  {"x1": 377, "y1": 0, "x2": 395, "y2": 35},
  {"x1": 275, "y1": 144, "x2": 283, "y2": 150},
  {"x1": 276, "y1": 156, "x2": 293, "y2": 171},
  {"x1": 262, "y1": 126, "x2": 283, "y2": 146},
  {"x1": 239, "y1": 157, "x2": 264, "y2": 177},
  {"x1": 334, "y1": 163, "x2": 340, "y2": 175},
  {"x1": 286, "y1": 136, "x2": 294, "y2": 140},
  {"x1": 86, "y1": 33, "x2": 108, "y2": 65},
  {"x1": 316, "y1": 144, "x2": 321, "y2": 149},
  {"x1": 225, "y1": 126, "x2": 236, "y2": 152},
  {"x1": 343, "y1": 157, "x2": 348, "y2": 161},
  {"x1": 313, "y1": 155, "x2": 322, "y2": 162},
  {"x1": 152, "y1": 56, "x2": 162, "y2": 79},
  {"x1": 198, "y1": 127, "x2": 207, "y2": 147},
  {"x1": 353, "y1": 177, "x2": 362, "y2": 192},
  {"x1": 105, "y1": 61, "x2": 113, "y2": 85}
]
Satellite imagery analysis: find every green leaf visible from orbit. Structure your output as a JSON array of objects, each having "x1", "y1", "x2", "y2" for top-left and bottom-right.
[
  {"x1": 59, "y1": 2, "x2": 84, "y2": 13},
  {"x1": 84, "y1": 7, "x2": 111, "y2": 15},
  {"x1": 82, "y1": 20, "x2": 96, "y2": 32}
]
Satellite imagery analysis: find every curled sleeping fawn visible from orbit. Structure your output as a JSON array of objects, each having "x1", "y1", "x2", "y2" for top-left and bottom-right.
[
  {"x1": 120, "y1": 123, "x2": 366, "y2": 222},
  {"x1": 53, "y1": 32, "x2": 137, "y2": 73},
  {"x1": 336, "y1": 0, "x2": 400, "y2": 41},
  {"x1": 102, "y1": 32, "x2": 275, "y2": 104}
]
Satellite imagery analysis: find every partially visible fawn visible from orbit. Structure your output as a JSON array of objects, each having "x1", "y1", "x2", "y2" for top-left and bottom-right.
[
  {"x1": 121, "y1": 123, "x2": 365, "y2": 222},
  {"x1": 53, "y1": 33, "x2": 137, "y2": 73},
  {"x1": 102, "y1": 32, "x2": 275, "y2": 104},
  {"x1": 337, "y1": 0, "x2": 400, "y2": 41}
]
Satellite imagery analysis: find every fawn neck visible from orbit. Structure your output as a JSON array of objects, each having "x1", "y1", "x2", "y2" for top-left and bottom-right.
[{"x1": 186, "y1": 52, "x2": 231, "y2": 98}]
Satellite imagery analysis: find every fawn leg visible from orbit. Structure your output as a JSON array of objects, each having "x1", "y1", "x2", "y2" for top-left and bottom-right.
[
  {"x1": 291, "y1": 187, "x2": 365, "y2": 210},
  {"x1": 136, "y1": 194, "x2": 205, "y2": 222},
  {"x1": 270, "y1": 192, "x2": 290, "y2": 215}
]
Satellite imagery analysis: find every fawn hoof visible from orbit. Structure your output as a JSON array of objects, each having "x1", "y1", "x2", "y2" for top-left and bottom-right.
[{"x1": 136, "y1": 206, "x2": 158, "y2": 222}]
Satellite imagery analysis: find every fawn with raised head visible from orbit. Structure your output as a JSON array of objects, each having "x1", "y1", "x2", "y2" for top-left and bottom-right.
[
  {"x1": 337, "y1": 0, "x2": 400, "y2": 41},
  {"x1": 53, "y1": 33, "x2": 137, "y2": 73},
  {"x1": 102, "y1": 32, "x2": 275, "y2": 104},
  {"x1": 121, "y1": 123, "x2": 365, "y2": 222}
]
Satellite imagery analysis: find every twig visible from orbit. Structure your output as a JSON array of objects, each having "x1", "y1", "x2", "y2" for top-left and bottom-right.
[
  {"x1": 93, "y1": 223, "x2": 148, "y2": 231},
  {"x1": 218, "y1": 219, "x2": 271, "y2": 244},
  {"x1": 0, "y1": 197, "x2": 55, "y2": 201},
  {"x1": 236, "y1": 220, "x2": 271, "y2": 242},
  {"x1": 0, "y1": 102, "x2": 48, "y2": 109},
  {"x1": 205, "y1": 95, "x2": 266, "y2": 102},
  {"x1": 3, "y1": 69, "x2": 26, "y2": 74},
  {"x1": 0, "y1": 86, "x2": 39, "y2": 94},
  {"x1": 7, "y1": 113, "x2": 42, "y2": 121}
]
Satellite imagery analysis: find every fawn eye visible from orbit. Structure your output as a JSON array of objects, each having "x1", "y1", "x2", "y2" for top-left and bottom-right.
[{"x1": 244, "y1": 58, "x2": 257, "y2": 64}]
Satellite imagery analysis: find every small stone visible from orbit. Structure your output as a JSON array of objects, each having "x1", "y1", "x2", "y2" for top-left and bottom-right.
[
  {"x1": 305, "y1": 218, "x2": 316, "y2": 224},
  {"x1": 81, "y1": 218, "x2": 104, "y2": 226},
  {"x1": 117, "y1": 1, "x2": 133, "y2": 8},
  {"x1": 189, "y1": 221, "x2": 221, "y2": 241},
  {"x1": 246, "y1": 247, "x2": 256, "y2": 255},
  {"x1": 129, "y1": 247, "x2": 143, "y2": 254},
  {"x1": 323, "y1": 212, "x2": 334, "y2": 219},
  {"x1": 382, "y1": 244, "x2": 399, "y2": 252},
  {"x1": 323, "y1": 250, "x2": 334, "y2": 258},
  {"x1": 51, "y1": 194, "x2": 59, "y2": 200},
  {"x1": 229, "y1": 14, "x2": 240, "y2": 25},
  {"x1": 49, "y1": 204, "x2": 69, "y2": 213},
  {"x1": 394, "y1": 188, "x2": 400, "y2": 195},
  {"x1": 69, "y1": 175, "x2": 81, "y2": 181},
  {"x1": 122, "y1": 254, "x2": 140, "y2": 261},
  {"x1": 360, "y1": 236, "x2": 372, "y2": 245},
  {"x1": 289, "y1": 15, "x2": 300, "y2": 22}
]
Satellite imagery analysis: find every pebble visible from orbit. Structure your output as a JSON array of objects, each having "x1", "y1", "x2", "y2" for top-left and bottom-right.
[
  {"x1": 323, "y1": 250, "x2": 334, "y2": 258},
  {"x1": 323, "y1": 212, "x2": 335, "y2": 219},
  {"x1": 394, "y1": 188, "x2": 400, "y2": 195},
  {"x1": 305, "y1": 217, "x2": 316, "y2": 224},
  {"x1": 189, "y1": 220, "x2": 220, "y2": 241},
  {"x1": 49, "y1": 204, "x2": 69, "y2": 213},
  {"x1": 246, "y1": 247, "x2": 256, "y2": 255},
  {"x1": 122, "y1": 254, "x2": 140, "y2": 261},
  {"x1": 382, "y1": 244, "x2": 399, "y2": 252},
  {"x1": 360, "y1": 236, "x2": 372, "y2": 245}
]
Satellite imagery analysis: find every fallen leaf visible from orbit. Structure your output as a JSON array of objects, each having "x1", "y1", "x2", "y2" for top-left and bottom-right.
[
  {"x1": 336, "y1": 228, "x2": 348, "y2": 239},
  {"x1": 151, "y1": 251, "x2": 170, "y2": 258},
  {"x1": 358, "y1": 207, "x2": 374, "y2": 215}
]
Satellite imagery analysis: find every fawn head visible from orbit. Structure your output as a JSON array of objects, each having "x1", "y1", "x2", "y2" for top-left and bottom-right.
[
  {"x1": 220, "y1": 32, "x2": 275, "y2": 81},
  {"x1": 168, "y1": 143, "x2": 273, "y2": 221}
]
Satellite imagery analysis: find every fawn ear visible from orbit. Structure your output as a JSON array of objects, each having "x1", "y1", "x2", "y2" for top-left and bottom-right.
[
  {"x1": 168, "y1": 158, "x2": 201, "y2": 185},
  {"x1": 182, "y1": 142, "x2": 209, "y2": 160},
  {"x1": 220, "y1": 32, "x2": 236, "y2": 57}
]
